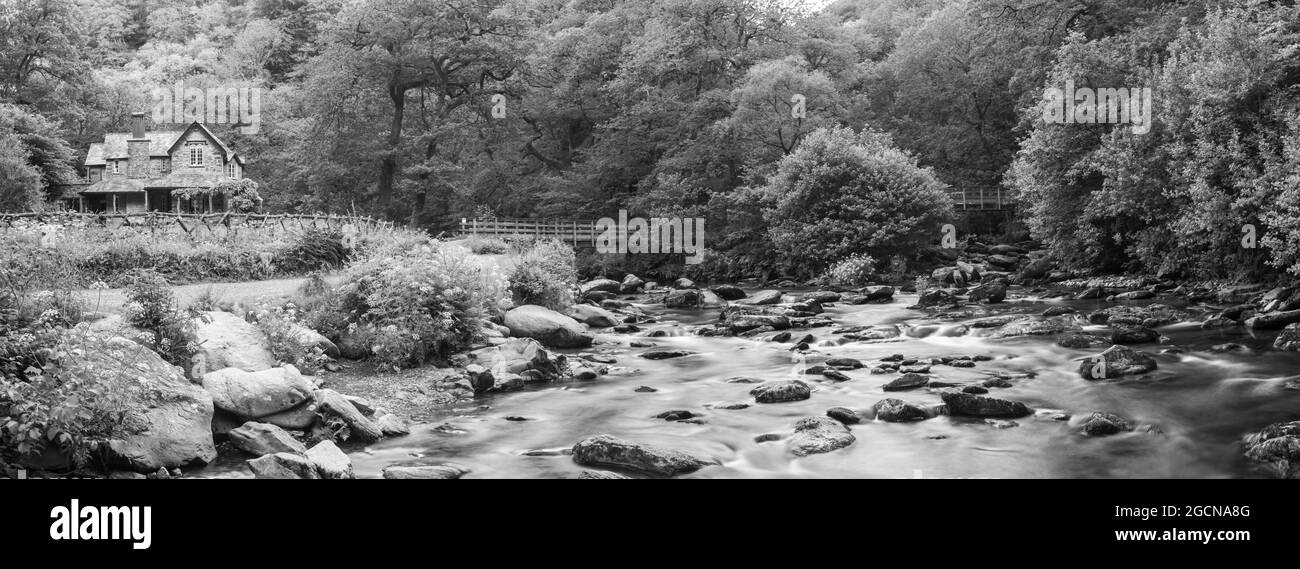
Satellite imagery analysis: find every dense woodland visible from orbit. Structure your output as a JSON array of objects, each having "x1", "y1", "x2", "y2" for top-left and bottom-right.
[{"x1": 2, "y1": 0, "x2": 1300, "y2": 281}]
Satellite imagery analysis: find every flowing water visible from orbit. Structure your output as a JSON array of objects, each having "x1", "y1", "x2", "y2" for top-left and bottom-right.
[{"x1": 208, "y1": 290, "x2": 1300, "y2": 478}]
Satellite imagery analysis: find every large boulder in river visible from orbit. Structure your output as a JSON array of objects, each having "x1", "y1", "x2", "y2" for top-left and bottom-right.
[
  {"x1": 873, "y1": 398, "x2": 928, "y2": 422},
  {"x1": 853, "y1": 286, "x2": 895, "y2": 304},
  {"x1": 987, "y1": 318, "x2": 1079, "y2": 339},
  {"x1": 1243, "y1": 421, "x2": 1300, "y2": 478},
  {"x1": 192, "y1": 310, "x2": 276, "y2": 372},
  {"x1": 1077, "y1": 345, "x2": 1158, "y2": 380},
  {"x1": 469, "y1": 338, "x2": 567, "y2": 384},
  {"x1": 1082, "y1": 412, "x2": 1133, "y2": 436},
  {"x1": 314, "y1": 389, "x2": 383, "y2": 443},
  {"x1": 56, "y1": 332, "x2": 217, "y2": 472},
  {"x1": 1274, "y1": 324, "x2": 1300, "y2": 351},
  {"x1": 663, "y1": 288, "x2": 701, "y2": 308},
  {"x1": 914, "y1": 288, "x2": 958, "y2": 308},
  {"x1": 503, "y1": 305, "x2": 594, "y2": 348},
  {"x1": 967, "y1": 282, "x2": 1007, "y2": 304},
  {"x1": 738, "y1": 289, "x2": 783, "y2": 305},
  {"x1": 711, "y1": 284, "x2": 747, "y2": 300},
  {"x1": 1246, "y1": 310, "x2": 1300, "y2": 330},
  {"x1": 1111, "y1": 325, "x2": 1160, "y2": 345},
  {"x1": 940, "y1": 390, "x2": 1032, "y2": 418},
  {"x1": 1019, "y1": 257, "x2": 1054, "y2": 281},
  {"x1": 571, "y1": 434, "x2": 713, "y2": 477},
  {"x1": 579, "y1": 279, "x2": 621, "y2": 296},
  {"x1": 565, "y1": 304, "x2": 619, "y2": 328},
  {"x1": 305, "y1": 440, "x2": 353, "y2": 479},
  {"x1": 750, "y1": 380, "x2": 812, "y2": 403},
  {"x1": 788, "y1": 416, "x2": 855, "y2": 457},
  {"x1": 620, "y1": 274, "x2": 645, "y2": 293},
  {"x1": 202, "y1": 365, "x2": 315, "y2": 421},
  {"x1": 247, "y1": 452, "x2": 320, "y2": 479},
  {"x1": 229, "y1": 422, "x2": 307, "y2": 457}
]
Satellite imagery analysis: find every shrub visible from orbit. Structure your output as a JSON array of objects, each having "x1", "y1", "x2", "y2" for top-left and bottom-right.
[
  {"x1": 252, "y1": 304, "x2": 330, "y2": 374},
  {"x1": 465, "y1": 235, "x2": 509, "y2": 255},
  {"x1": 508, "y1": 240, "x2": 576, "y2": 310},
  {"x1": 121, "y1": 270, "x2": 204, "y2": 369},
  {"x1": 332, "y1": 242, "x2": 507, "y2": 371},
  {"x1": 760, "y1": 126, "x2": 953, "y2": 279},
  {"x1": 277, "y1": 227, "x2": 351, "y2": 274},
  {"x1": 1, "y1": 329, "x2": 148, "y2": 469},
  {"x1": 822, "y1": 253, "x2": 877, "y2": 287}
]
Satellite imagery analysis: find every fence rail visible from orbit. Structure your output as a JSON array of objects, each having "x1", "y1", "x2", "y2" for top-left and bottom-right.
[
  {"x1": 460, "y1": 217, "x2": 601, "y2": 246},
  {"x1": 949, "y1": 187, "x2": 1010, "y2": 211},
  {"x1": 0, "y1": 212, "x2": 393, "y2": 237}
]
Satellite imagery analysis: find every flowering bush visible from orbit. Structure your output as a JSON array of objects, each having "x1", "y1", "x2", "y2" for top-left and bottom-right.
[
  {"x1": 331, "y1": 242, "x2": 507, "y2": 371},
  {"x1": 251, "y1": 303, "x2": 331, "y2": 374},
  {"x1": 1, "y1": 328, "x2": 148, "y2": 469},
  {"x1": 821, "y1": 253, "x2": 877, "y2": 287},
  {"x1": 508, "y1": 240, "x2": 576, "y2": 310},
  {"x1": 122, "y1": 270, "x2": 204, "y2": 369}
]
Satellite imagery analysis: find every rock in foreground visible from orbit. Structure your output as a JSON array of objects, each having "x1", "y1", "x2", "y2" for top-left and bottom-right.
[
  {"x1": 788, "y1": 416, "x2": 856, "y2": 457},
  {"x1": 382, "y1": 464, "x2": 471, "y2": 479},
  {"x1": 571, "y1": 434, "x2": 713, "y2": 477},
  {"x1": 229, "y1": 422, "x2": 307, "y2": 457},
  {"x1": 61, "y1": 333, "x2": 217, "y2": 472},
  {"x1": 873, "y1": 398, "x2": 928, "y2": 422},
  {"x1": 1077, "y1": 345, "x2": 1159, "y2": 380},
  {"x1": 940, "y1": 390, "x2": 1032, "y2": 418},
  {"x1": 750, "y1": 380, "x2": 812, "y2": 403},
  {"x1": 1243, "y1": 421, "x2": 1300, "y2": 479},
  {"x1": 504, "y1": 305, "x2": 595, "y2": 348}
]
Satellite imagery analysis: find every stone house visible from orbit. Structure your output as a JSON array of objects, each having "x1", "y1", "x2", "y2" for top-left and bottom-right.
[{"x1": 67, "y1": 112, "x2": 247, "y2": 213}]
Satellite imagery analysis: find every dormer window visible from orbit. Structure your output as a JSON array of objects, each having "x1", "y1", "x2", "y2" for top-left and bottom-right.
[
  {"x1": 111, "y1": 161, "x2": 120, "y2": 174},
  {"x1": 225, "y1": 162, "x2": 238, "y2": 179}
]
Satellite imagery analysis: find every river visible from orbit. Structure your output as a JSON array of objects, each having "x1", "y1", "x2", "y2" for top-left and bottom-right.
[{"x1": 205, "y1": 289, "x2": 1300, "y2": 478}]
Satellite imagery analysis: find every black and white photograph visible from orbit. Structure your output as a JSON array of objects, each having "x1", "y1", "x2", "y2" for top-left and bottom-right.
[{"x1": 1, "y1": 0, "x2": 1297, "y2": 548}]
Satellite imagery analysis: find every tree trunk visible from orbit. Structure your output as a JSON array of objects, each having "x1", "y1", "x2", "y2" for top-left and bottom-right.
[{"x1": 377, "y1": 86, "x2": 406, "y2": 219}]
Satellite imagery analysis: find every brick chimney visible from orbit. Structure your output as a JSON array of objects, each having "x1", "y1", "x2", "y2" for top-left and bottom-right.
[{"x1": 127, "y1": 112, "x2": 150, "y2": 179}]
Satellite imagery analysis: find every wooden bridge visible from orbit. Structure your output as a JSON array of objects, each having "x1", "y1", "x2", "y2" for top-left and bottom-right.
[
  {"x1": 458, "y1": 187, "x2": 1008, "y2": 245},
  {"x1": 949, "y1": 186, "x2": 1010, "y2": 211},
  {"x1": 460, "y1": 217, "x2": 601, "y2": 247}
]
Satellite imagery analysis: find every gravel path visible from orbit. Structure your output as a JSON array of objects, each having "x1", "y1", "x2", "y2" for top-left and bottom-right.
[{"x1": 74, "y1": 274, "x2": 343, "y2": 315}]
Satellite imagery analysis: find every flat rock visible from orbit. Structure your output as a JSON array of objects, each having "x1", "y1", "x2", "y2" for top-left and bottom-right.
[
  {"x1": 571, "y1": 434, "x2": 713, "y2": 477},
  {"x1": 248, "y1": 452, "x2": 320, "y2": 479},
  {"x1": 229, "y1": 422, "x2": 306, "y2": 457},
  {"x1": 382, "y1": 464, "x2": 471, "y2": 479},
  {"x1": 940, "y1": 390, "x2": 1032, "y2": 418},
  {"x1": 750, "y1": 380, "x2": 812, "y2": 403}
]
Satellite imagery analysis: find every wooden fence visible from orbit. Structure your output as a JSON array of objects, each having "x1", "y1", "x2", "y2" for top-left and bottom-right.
[
  {"x1": 949, "y1": 186, "x2": 1010, "y2": 211},
  {"x1": 460, "y1": 217, "x2": 601, "y2": 247},
  {"x1": 0, "y1": 212, "x2": 393, "y2": 237}
]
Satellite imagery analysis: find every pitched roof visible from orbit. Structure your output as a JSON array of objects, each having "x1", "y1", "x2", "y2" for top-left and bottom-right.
[
  {"x1": 84, "y1": 131, "x2": 184, "y2": 166},
  {"x1": 83, "y1": 123, "x2": 243, "y2": 166},
  {"x1": 82, "y1": 177, "x2": 146, "y2": 194}
]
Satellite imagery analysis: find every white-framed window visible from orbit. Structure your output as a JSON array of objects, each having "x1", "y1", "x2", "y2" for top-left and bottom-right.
[
  {"x1": 189, "y1": 146, "x2": 204, "y2": 167},
  {"x1": 111, "y1": 161, "x2": 120, "y2": 174},
  {"x1": 226, "y1": 162, "x2": 237, "y2": 179}
]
